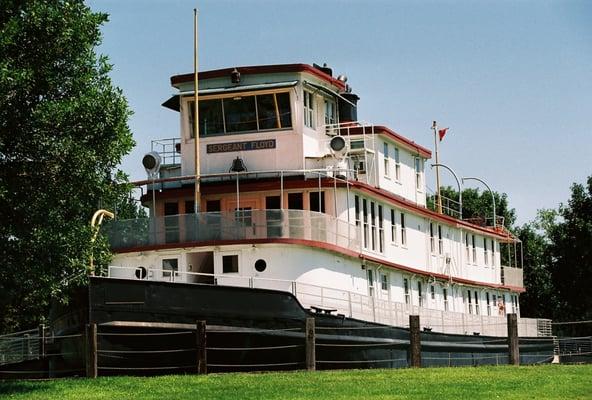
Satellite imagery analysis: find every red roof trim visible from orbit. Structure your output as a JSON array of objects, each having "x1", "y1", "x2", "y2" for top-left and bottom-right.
[
  {"x1": 170, "y1": 63, "x2": 346, "y2": 91},
  {"x1": 113, "y1": 238, "x2": 523, "y2": 293}
]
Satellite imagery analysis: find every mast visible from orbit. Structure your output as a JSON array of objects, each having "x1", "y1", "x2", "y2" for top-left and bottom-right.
[
  {"x1": 193, "y1": 8, "x2": 201, "y2": 213},
  {"x1": 432, "y1": 121, "x2": 443, "y2": 214}
]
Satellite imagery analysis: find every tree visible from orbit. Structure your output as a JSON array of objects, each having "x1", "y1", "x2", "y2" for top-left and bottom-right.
[
  {"x1": 0, "y1": 1, "x2": 135, "y2": 333},
  {"x1": 514, "y1": 219, "x2": 556, "y2": 319},
  {"x1": 428, "y1": 186, "x2": 516, "y2": 228},
  {"x1": 546, "y1": 176, "x2": 592, "y2": 324}
]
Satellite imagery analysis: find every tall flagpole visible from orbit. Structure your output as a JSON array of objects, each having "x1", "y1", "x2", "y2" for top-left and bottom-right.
[
  {"x1": 432, "y1": 121, "x2": 443, "y2": 214},
  {"x1": 193, "y1": 8, "x2": 201, "y2": 213}
]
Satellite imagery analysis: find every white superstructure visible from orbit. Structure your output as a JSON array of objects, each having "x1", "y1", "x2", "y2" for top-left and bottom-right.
[{"x1": 105, "y1": 63, "x2": 547, "y2": 337}]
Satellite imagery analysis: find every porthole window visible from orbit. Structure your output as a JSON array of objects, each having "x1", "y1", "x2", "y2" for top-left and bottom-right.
[
  {"x1": 135, "y1": 266, "x2": 147, "y2": 280},
  {"x1": 254, "y1": 259, "x2": 267, "y2": 272}
]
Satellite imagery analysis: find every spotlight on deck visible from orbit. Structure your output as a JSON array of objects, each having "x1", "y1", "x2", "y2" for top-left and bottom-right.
[
  {"x1": 231, "y1": 68, "x2": 241, "y2": 84},
  {"x1": 229, "y1": 157, "x2": 247, "y2": 173},
  {"x1": 142, "y1": 151, "x2": 161, "y2": 177},
  {"x1": 329, "y1": 136, "x2": 348, "y2": 159}
]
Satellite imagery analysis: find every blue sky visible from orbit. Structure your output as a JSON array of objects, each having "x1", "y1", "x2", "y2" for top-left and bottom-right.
[{"x1": 87, "y1": 0, "x2": 591, "y2": 225}]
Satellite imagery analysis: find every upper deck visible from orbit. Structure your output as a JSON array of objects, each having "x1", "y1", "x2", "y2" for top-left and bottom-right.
[{"x1": 158, "y1": 63, "x2": 431, "y2": 206}]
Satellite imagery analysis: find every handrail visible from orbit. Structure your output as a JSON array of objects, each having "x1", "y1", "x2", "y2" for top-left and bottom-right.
[{"x1": 106, "y1": 266, "x2": 549, "y2": 337}]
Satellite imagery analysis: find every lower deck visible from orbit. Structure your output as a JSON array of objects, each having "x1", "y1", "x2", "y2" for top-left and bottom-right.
[{"x1": 108, "y1": 243, "x2": 550, "y2": 337}]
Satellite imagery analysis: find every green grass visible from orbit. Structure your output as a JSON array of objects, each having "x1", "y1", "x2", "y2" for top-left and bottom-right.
[{"x1": 1, "y1": 365, "x2": 591, "y2": 400}]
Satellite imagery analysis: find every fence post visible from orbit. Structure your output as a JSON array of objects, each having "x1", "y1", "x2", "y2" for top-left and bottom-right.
[
  {"x1": 196, "y1": 320, "x2": 207, "y2": 374},
  {"x1": 305, "y1": 317, "x2": 316, "y2": 371},
  {"x1": 507, "y1": 313, "x2": 519, "y2": 365},
  {"x1": 38, "y1": 324, "x2": 45, "y2": 360},
  {"x1": 409, "y1": 315, "x2": 421, "y2": 368},
  {"x1": 85, "y1": 323, "x2": 97, "y2": 378}
]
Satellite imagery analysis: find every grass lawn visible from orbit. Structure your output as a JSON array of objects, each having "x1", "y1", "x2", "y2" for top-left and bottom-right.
[{"x1": 0, "y1": 365, "x2": 591, "y2": 400}]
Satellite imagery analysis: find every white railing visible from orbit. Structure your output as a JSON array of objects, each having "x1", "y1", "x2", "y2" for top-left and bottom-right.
[
  {"x1": 104, "y1": 209, "x2": 360, "y2": 251},
  {"x1": 106, "y1": 266, "x2": 550, "y2": 337}
]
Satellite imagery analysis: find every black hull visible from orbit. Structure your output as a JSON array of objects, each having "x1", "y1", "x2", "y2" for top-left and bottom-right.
[{"x1": 35, "y1": 278, "x2": 555, "y2": 376}]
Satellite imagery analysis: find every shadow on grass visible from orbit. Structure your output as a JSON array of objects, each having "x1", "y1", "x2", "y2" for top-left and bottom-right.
[{"x1": 0, "y1": 381, "x2": 41, "y2": 397}]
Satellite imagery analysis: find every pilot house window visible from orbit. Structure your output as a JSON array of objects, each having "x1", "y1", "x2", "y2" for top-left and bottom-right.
[{"x1": 188, "y1": 92, "x2": 292, "y2": 137}]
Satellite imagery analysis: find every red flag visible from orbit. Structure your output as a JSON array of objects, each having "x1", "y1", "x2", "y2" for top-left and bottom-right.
[{"x1": 438, "y1": 128, "x2": 449, "y2": 141}]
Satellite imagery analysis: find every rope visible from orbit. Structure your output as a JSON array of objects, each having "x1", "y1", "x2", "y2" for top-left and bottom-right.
[
  {"x1": 97, "y1": 331, "x2": 193, "y2": 337},
  {"x1": 316, "y1": 342, "x2": 401, "y2": 348},
  {"x1": 207, "y1": 361, "x2": 302, "y2": 368},
  {"x1": 315, "y1": 326, "x2": 402, "y2": 331},
  {"x1": 551, "y1": 320, "x2": 592, "y2": 325},
  {"x1": 97, "y1": 348, "x2": 194, "y2": 354},
  {"x1": 316, "y1": 358, "x2": 407, "y2": 364},
  {"x1": 206, "y1": 344, "x2": 303, "y2": 351},
  {"x1": 98, "y1": 365, "x2": 195, "y2": 371},
  {"x1": 0, "y1": 368, "x2": 83, "y2": 374},
  {"x1": 207, "y1": 327, "x2": 301, "y2": 334}
]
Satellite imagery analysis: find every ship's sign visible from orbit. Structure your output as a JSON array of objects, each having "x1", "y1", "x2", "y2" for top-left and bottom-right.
[{"x1": 206, "y1": 139, "x2": 276, "y2": 154}]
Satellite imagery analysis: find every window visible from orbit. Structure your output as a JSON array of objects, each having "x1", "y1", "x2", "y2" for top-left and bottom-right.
[
  {"x1": 370, "y1": 202, "x2": 376, "y2": 251},
  {"x1": 324, "y1": 99, "x2": 336, "y2": 125},
  {"x1": 486, "y1": 292, "x2": 491, "y2": 316},
  {"x1": 162, "y1": 258, "x2": 178, "y2": 278},
  {"x1": 438, "y1": 225, "x2": 443, "y2": 255},
  {"x1": 206, "y1": 200, "x2": 221, "y2": 212},
  {"x1": 414, "y1": 157, "x2": 422, "y2": 190},
  {"x1": 474, "y1": 291, "x2": 480, "y2": 315},
  {"x1": 189, "y1": 92, "x2": 292, "y2": 138},
  {"x1": 467, "y1": 289, "x2": 473, "y2": 314},
  {"x1": 443, "y1": 288, "x2": 449, "y2": 311},
  {"x1": 429, "y1": 223, "x2": 435, "y2": 253},
  {"x1": 363, "y1": 199, "x2": 369, "y2": 249},
  {"x1": 418, "y1": 281, "x2": 423, "y2": 307},
  {"x1": 491, "y1": 239, "x2": 495, "y2": 266},
  {"x1": 288, "y1": 192, "x2": 303, "y2": 210},
  {"x1": 378, "y1": 205, "x2": 384, "y2": 253},
  {"x1": 465, "y1": 233, "x2": 470, "y2": 263},
  {"x1": 304, "y1": 90, "x2": 314, "y2": 128},
  {"x1": 164, "y1": 202, "x2": 179, "y2": 243},
  {"x1": 380, "y1": 273, "x2": 388, "y2": 291},
  {"x1": 400, "y1": 212, "x2": 407, "y2": 246},
  {"x1": 383, "y1": 143, "x2": 390, "y2": 178},
  {"x1": 390, "y1": 209, "x2": 396, "y2": 243},
  {"x1": 222, "y1": 255, "x2": 239, "y2": 273},
  {"x1": 484, "y1": 237, "x2": 489, "y2": 266},
  {"x1": 189, "y1": 99, "x2": 224, "y2": 137},
  {"x1": 472, "y1": 235, "x2": 477, "y2": 263},
  {"x1": 394, "y1": 147, "x2": 401, "y2": 180},
  {"x1": 404, "y1": 278, "x2": 410, "y2": 304},
  {"x1": 309, "y1": 191, "x2": 325, "y2": 213},
  {"x1": 367, "y1": 269, "x2": 374, "y2": 297},
  {"x1": 430, "y1": 285, "x2": 435, "y2": 300}
]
